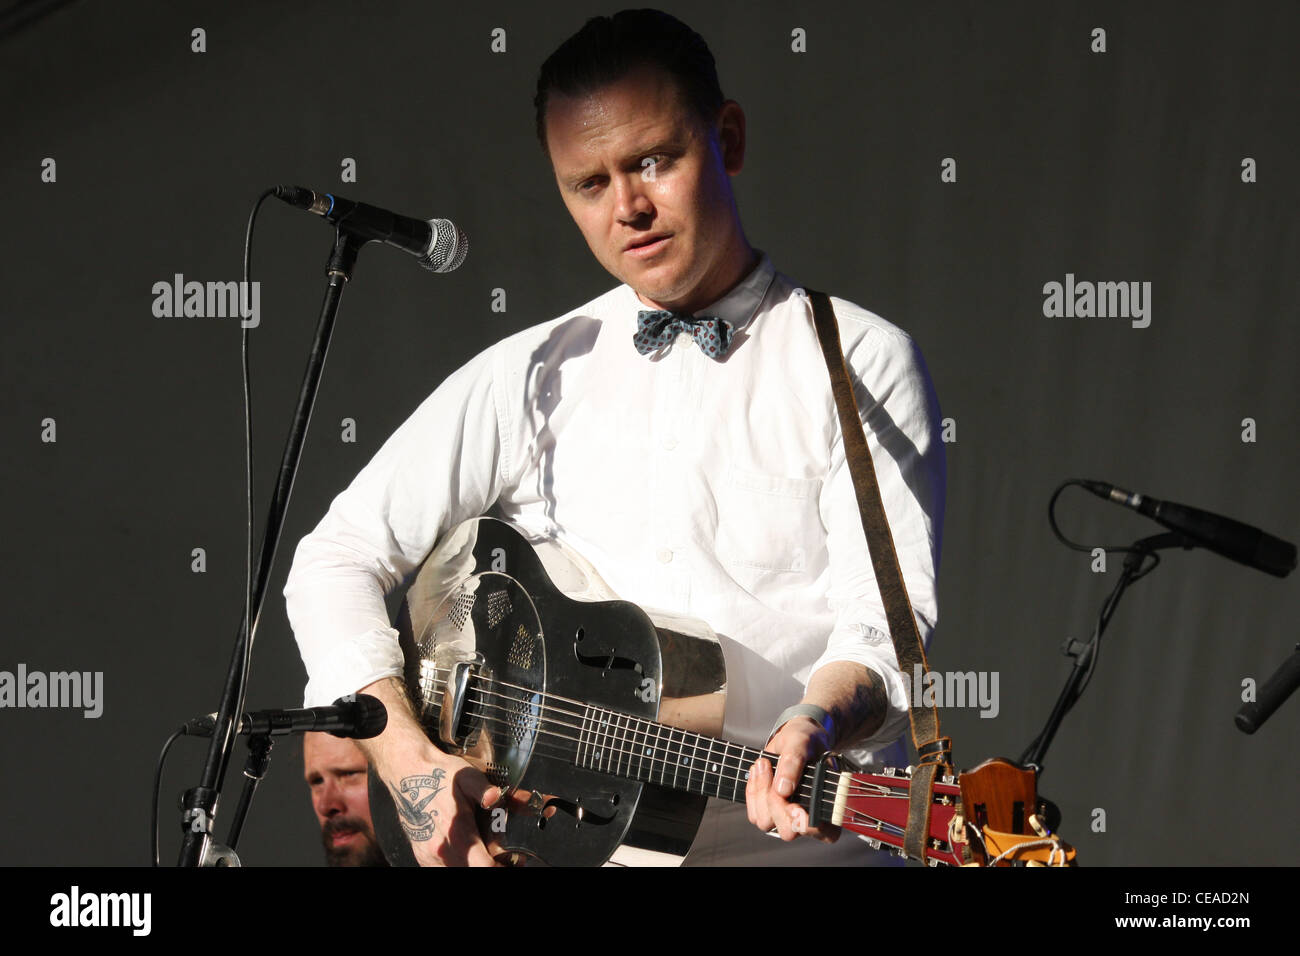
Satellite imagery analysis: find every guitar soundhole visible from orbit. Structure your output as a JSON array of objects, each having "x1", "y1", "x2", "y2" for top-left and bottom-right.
[{"x1": 540, "y1": 797, "x2": 615, "y2": 828}]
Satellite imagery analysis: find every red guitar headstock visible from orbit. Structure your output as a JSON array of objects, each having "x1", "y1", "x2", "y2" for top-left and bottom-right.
[
  {"x1": 831, "y1": 758, "x2": 1076, "y2": 866},
  {"x1": 831, "y1": 765, "x2": 965, "y2": 866}
]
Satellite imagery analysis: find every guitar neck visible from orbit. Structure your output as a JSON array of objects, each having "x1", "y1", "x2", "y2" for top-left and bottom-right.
[
  {"x1": 570, "y1": 702, "x2": 965, "y2": 865},
  {"x1": 573, "y1": 702, "x2": 819, "y2": 810}
]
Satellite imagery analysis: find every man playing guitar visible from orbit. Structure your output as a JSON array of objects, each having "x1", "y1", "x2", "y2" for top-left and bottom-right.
[{"x1": 284, "y1": 9, "x2": 945, "y2": 867}]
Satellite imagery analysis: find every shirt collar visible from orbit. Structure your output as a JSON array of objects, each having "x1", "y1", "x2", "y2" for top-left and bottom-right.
[{"x1": 623, "y1": 249, "x2": 776, "y2": 333}]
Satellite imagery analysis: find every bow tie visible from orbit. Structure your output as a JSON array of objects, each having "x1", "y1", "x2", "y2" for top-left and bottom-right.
[{"x1": 634, "y1": 310, "x2": 735, "y2": 360}]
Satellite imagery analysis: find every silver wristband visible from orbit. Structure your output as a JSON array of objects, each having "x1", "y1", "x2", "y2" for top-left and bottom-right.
[{"x1": 767, "y1": 704, "x2": 834, "y2": 745}]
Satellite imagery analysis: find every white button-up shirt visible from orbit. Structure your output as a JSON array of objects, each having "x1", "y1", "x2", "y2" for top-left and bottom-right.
[{"x1": 284, "y1": 251, "x2": 945, "y2": 864}]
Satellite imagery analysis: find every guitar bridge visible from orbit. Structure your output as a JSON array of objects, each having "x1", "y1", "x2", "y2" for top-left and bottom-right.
[{"x1": 438, "y1": 658, "x2": 477, "y2": 751}]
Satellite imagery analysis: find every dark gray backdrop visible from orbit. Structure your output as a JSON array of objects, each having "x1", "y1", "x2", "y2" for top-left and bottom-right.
[{"x1": 2, "y1": 0, "x2": 1296, "y2": 866}]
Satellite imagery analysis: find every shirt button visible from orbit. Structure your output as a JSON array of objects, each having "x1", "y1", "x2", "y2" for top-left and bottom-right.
[
  {"x1": 656, "y1": 548, "x2": 674, "y2": 564},
  {"x1": 675, "y1": 331, "x2": 693, "y2": 348},
  {"x1": 662, "y1": 436, "x2": 678, "y2": 451}
]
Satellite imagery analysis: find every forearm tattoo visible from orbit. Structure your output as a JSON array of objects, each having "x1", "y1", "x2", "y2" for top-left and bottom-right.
[
  {"x1": 389, "y1": 768, "x2": 447, "y2": 842},
  {"x1": 830, "y1": 671, "x2": 888, "y2": 747}
]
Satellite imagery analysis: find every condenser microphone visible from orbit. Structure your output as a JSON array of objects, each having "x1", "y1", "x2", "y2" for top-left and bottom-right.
[{"x1": 274, "y1": 185, "x2": 468, "y2": 273}]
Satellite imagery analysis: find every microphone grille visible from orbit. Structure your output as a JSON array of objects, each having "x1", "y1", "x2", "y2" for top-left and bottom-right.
[
  {"x1": 423, "y1": 219, "x2": 468, "y2": 273},
  {"x1": 329, "y1": 694, "x2": 389, "y2": 739},
  {"x1": 351, "y1": 694, "x2": 389, "y2": 739}
]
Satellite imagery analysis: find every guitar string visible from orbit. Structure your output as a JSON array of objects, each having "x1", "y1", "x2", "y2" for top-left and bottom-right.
[
  {"x1": 435, "y1": 669, "x2": 924, "y2": 805},
  {"x1": 458, "y1": 697, "x2": 799, "y2": 800},
  {"x1": 427, "y1": 668, "x2": 919, "y2": 804},
  {"x1": 422, "y1": 663, "x2": 791, "y2": 785},
  {"x1": 446, "y1": 675, "x2": 840, "y2": 803},
  {"x1": 457, "y1": 707, "x2": 925, "y2": 848},
  {"x1": 460, "y1": 699, "x2": 922, "y2": 842},
  {"x1": 421, "y1": 662, "x2": 890, "y2": 802},
  {"x1": 468, "y1": 698, "x2": 789, "y2": 793},
  {"x1": 417, "y1": 661, "x2": 954, "y2": 849},
  {"x1": 430, "y1": 693, "x2": 934, "y2": 850},
  {"x1": 423, "y1": 660, "x2": 942, "y2": 797},
  {"x1": 452, "y1": 705, "x2": 918, "y2": 845},
  {"x1": 440, "y1": 680, "x2": 919, "y2": 819}
]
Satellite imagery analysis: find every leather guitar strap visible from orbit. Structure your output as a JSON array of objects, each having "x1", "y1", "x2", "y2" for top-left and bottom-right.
[{"x1": 806, "y1": 288, "x2": 953, "y2": 864}]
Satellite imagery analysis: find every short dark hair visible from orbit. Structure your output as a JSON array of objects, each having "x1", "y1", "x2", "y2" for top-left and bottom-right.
[{"x1": 533, "y1": 9, "x2": 725, "y2": 155}]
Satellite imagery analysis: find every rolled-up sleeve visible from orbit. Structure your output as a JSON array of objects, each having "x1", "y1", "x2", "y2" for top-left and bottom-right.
[
  {"x1": 811, "y1": 317, "x2": 946, "y2": 750},
  {"x1": 284, "y1": 342, "x2": 513, "y2": 707}
]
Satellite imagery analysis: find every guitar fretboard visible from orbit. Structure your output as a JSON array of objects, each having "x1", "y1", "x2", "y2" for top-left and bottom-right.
[{"x1": 574, "y1": 704, "x2": 817, "y2": 808}]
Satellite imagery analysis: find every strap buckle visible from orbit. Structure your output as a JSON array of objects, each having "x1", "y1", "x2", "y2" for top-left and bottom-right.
[{"x1": 916, "y1": 735, "x2": 953, "y2": 770}]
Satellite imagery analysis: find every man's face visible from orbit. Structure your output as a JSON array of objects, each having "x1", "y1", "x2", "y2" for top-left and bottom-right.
[
  {"x1": 545, "y1": 63, "x2": 747, "y2": 312},
  {"x1": 303, "y1": 733, "x2": 386, "y2": 867}
]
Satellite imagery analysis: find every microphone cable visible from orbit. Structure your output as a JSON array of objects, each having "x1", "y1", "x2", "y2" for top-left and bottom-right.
[{"x1": 149, "y1": 190, "x2": 274, "y2": 867}]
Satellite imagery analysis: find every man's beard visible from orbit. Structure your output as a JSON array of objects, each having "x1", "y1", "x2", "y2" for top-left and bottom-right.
[{"x1": 321, "y1": 815, "x2": 388, "y2": 867}]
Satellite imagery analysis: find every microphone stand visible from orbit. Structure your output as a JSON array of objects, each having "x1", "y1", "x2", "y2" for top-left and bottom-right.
[
  {"x1": 225, "y1": 734, "x2": 273, "y2": 856},
  {"x1": 176, "y1": 228, "x2": 363, "y2": 867},
  {"x1": 1021, "y1": 531, "x2": 1194, "y2": 774}
]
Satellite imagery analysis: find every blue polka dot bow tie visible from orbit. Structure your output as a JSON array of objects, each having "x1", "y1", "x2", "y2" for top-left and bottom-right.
[{"x1": 634, "y1": 310, "x2": 735, "y2": 360}]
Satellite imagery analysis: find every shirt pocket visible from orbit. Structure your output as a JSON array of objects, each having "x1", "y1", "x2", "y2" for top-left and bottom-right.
[{"x1": 715, "y1": 465, "x2": 825, "y2": 572}]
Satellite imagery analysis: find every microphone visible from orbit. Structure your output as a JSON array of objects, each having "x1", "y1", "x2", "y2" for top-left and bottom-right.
[
  {"x1": 273, "y1": 185, "x2": 468, "y2": 273},
  {"x1": 1079, "y1": 480, "x2": 1297, "y2": 578},
  {"x1": 184, "y1": 694, "x2": 388, "y2": 740},
  {"x1": 1235, "y1": 645, "x2": 1300, "y2": 734}
]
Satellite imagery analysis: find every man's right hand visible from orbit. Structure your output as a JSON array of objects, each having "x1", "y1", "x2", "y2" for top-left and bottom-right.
[
  {"x1": 355, "y1": 677, "x2": 502, "y2": 867},
  {"x1": 382, "y1": 750, "x2": 503, "y2": 867}
]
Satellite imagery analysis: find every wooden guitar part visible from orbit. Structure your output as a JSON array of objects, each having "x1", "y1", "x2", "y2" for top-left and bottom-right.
[{"x1": 958, "y1": 758, "x2": 1074, "y2": 866}]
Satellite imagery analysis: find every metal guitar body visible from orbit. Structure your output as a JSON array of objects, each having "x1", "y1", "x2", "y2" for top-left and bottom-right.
[{"x1": 368, "y1": 517, "x2": 727, "y2": 866}]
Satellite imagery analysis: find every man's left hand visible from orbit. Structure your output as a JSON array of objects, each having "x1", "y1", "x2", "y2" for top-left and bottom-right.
[{"x1": 744, "y1": 716, "x2": 840, "y2": 842}]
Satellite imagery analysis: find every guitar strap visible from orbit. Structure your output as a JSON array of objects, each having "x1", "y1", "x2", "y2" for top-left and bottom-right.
[{"x1": 806, "y1": 288, "x2": 953, "y2": 864}]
